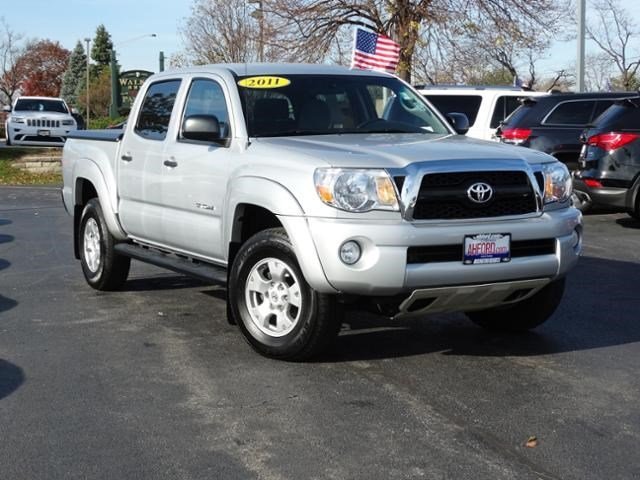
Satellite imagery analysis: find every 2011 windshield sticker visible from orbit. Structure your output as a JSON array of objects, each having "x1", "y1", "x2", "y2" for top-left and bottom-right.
[{"x1": 238, "y1": 76, "x2": 291, "y2": 89}]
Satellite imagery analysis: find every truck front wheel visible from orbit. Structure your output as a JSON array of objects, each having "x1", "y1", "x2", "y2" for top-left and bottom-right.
[
  {"x1": 79, "y1": 198, "x2": 130, "y2": 291},
  {"x1": 229, "y1": 228, "x2": 341, "y2": 361},
  {"x1": 465, "y1": 278, "x2": 566, "y2": 332}
]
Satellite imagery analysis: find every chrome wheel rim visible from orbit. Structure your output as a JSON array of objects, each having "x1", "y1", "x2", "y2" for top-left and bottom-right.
[
  {"x1": 83, "y1": 218, "x2": 101, "y2": 273},
  {"x1": 245, "y1": 257, "x2": 302, "y2": 337}
]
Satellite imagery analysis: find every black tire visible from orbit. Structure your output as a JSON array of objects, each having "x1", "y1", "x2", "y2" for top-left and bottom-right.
[
  {"x1": 228, "y1": 228, "x2": 341, "y2": 361},
  {"x1": 466, "y1": 278, "x2": 566, "y2": 332},
  {"x1": 628, "y1": 194, "x2": 640, "y2": 220},
  {"x1": 5, "y1": 134, "x2": 10, "y2": 146},
  {"x1": 79, "y1": 198, "x2": 130, "y2": 291}
]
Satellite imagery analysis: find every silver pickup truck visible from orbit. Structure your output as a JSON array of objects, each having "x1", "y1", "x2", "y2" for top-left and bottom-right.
[{"x1": 62, "y1": 63, "x2": 582, "y2": 360}]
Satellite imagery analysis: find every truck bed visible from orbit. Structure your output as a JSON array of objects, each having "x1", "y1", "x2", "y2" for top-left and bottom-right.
[{"x1": 67, "y1": 129, "x2": 124, "y2": 142}]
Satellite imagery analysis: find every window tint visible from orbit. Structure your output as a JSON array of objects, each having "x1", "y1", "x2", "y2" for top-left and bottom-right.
[
  {"x1": 543, "y1": 100, "x2": 595, "y2": 125},
  {"x1": 182, "y1": 79, "x2": 230, "y2": 138},
  {"x1": 490, "y1": 96, "x2": 523, "y2": 128},
  {"x1": 238, "y1": 75, "x2": 449, "y2": 137},
  {"x1": 423, "y1": 95, "x2": 482, "y2": 126},
  {"x1": 503, "y1": 103, "x2": 533, "y2": 126},
  {"x1": 135, "y1": 80, "x2": 181, "y2": 141},
  {"x1": 14, "y1": 99, "x2": 68, "y2": 113},
  {"x1": 592, "y1": 100, "x2": 617, "y2": 120},
  {"x1": 593, "y1": 102, "x2": 640, "y2": 130}
]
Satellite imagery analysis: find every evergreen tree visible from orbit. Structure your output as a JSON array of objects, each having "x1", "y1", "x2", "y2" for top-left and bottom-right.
[
  {"x1": 91, "y1": 24, "x2": 113, "y2": 67},
  {"x1": 60, "y1": 41, "x2": 87, "y2": 106}
]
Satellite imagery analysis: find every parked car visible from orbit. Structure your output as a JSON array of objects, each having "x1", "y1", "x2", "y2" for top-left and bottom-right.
[
  {"x1": 416, "y1": 86, "x2": 547, "y2": 141},
  {"x1": 496, "y1": 92, "x2": 632, "y2": 171},
  {"x1": 573, "y1": 96, "x2": 640, "y2": 217},
  {"x1": 3, "y1": 96, "x2": 77, "y2": 147}
]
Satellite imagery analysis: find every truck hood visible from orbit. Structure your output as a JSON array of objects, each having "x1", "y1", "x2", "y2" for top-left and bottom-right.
[{"x1": 253, "y1": 133, "x2": 555, "y2": 168}]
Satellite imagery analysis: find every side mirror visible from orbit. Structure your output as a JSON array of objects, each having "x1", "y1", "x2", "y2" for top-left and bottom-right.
[
  {"x1": 2, "y1": 105, "x2": 11, "y2": 113},
  {"x1": 182, "y1": 114, "x2": 226, "y2": 144},
  {"x1": 71, "y1": 107, "x2": 79, "y2": 114},
  {"x1": 446, "y1": 112, "x2": 469, "y2": 135}
]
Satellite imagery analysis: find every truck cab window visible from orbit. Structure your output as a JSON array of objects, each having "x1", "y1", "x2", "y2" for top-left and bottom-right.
[
  {"x1": 135, "y1": 80, "x2": 181, "y2": 141},
  {"x1": 182, "y1": 79, "x2": 230, "y2": 139}
]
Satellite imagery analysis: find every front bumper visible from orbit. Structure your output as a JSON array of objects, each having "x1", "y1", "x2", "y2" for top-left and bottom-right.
[
  {"x1": 9, "y1": 126, "x2": 73, "y2": 146},
  {"x1": 301, "y1": 207, "x2": 582, "y2": 296}
]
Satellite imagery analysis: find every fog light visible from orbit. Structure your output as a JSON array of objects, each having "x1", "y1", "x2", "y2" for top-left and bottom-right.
[{"x1": 339, "y1": 240, "x2": 361, "y2": 265}]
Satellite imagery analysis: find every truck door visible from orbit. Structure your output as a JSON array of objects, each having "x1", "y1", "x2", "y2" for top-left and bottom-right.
[
  {"x1": 160, "y1": 76, "x2": 232, "y2": 262},
  {"x1": 117, "y1": 79, "x2": 182, "y2": 242}
]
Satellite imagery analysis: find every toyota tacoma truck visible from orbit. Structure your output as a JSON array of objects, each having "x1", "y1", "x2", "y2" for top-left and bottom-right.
[{"x1": 61, "y1": 64, "x2": 582, "y2": 360}]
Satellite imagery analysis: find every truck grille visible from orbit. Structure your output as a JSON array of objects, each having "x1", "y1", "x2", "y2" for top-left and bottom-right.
[
  {"x1": 27, "y1": 119, "x2": 61, "y2": 128},
  {"x1": 412, "y1": 171, "x2": 538, "y2": 220}
]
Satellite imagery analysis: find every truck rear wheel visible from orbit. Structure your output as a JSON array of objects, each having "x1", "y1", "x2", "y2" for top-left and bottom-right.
[
  {"x1": 229, "y1": 228, "x2": 341, "y2": 361},
  {"x1": 466, "y1": 278, "x2": 565, "y2": 332},
  {"x1": 79, "y1": 198, "x2": 130, "y2": 291}
]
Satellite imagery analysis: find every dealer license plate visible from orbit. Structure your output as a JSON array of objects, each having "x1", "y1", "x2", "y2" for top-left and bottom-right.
[
  {"x1": 463, "y1": 233, "x2": 511, "y2": 265},
  {"x1": 38, "y1": 129, "x2": 50, "y2": 136}
]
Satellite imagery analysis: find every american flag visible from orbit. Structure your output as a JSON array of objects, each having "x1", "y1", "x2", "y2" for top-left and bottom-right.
[{"x1": 351, "y1": 28, "x2": 400, "y2": 74}]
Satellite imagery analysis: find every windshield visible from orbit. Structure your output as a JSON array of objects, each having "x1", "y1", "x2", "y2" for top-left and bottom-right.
[
  {"x1": 237, "y1": 74, "x2": 450, "y2": 137},
  {"x1": 14, "y1": 99, "x2": 68, "y2": 114}
]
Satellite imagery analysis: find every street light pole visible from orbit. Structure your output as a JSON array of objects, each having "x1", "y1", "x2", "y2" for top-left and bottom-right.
[
  {"x1": 249, "y1": 0, "x2": 264, "y2": 62},
  {"x1": 577, "y1": 0, "x2": 586, "y2": 92},
  {"x1": 84, "y1": 37, "x2": 91, "y2": 127}
]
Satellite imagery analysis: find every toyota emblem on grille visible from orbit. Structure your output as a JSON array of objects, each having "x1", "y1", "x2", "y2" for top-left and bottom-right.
[{"x1": 467, "y1": 182, "x2": 493, "y2": 203}]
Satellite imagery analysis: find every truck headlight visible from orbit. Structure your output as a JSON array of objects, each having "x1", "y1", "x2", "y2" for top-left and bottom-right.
[
  {"x1": 542, "y1": 162, "x2": 572, "y2": 204},
  {"x1": 10, "y1": 116, "x2": 25, "y2": 124},
  {"x1": 314, "y1": 168, "x2": 399, "y2": 212},
  {"x1": 61, "y1": 119, "x2": 75, "y2": 126}
]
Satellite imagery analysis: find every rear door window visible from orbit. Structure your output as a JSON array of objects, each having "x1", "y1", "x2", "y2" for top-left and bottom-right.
[
  {"x1": 135, "y1": 80, "x2": 182, "y2": 141},
  {"x1": 543, "y1": 100, "x2": 596, "y2": 125},
  {"x1": 423, "y1": 95, "x2": 482, "y2": 126}
]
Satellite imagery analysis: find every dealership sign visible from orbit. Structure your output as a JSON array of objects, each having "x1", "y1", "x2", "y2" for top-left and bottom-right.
[{"x1": 119, "y1": 70, "x2": 154, "y2": 110}]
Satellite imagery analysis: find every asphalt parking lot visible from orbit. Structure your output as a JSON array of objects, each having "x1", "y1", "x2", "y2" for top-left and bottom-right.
[{"x1": 1, "y1": 185, "x2": 639, "y2": 480}]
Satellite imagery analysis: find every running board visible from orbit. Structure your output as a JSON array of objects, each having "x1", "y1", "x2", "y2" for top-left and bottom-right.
[{"x1": 114, "y1": 243, "x2": 227, "y2": 284}]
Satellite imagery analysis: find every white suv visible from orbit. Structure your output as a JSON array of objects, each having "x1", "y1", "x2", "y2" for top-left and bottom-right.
[
  {"x1": 3, "y1": 96, "x2": 77, "y2": 147},
  {"x1": 416, "y1": 86, "x2": 547, "y2": 141}
]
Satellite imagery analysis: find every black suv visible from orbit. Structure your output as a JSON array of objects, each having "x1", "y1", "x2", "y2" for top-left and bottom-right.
[
  {"x1": 573, "y1": 96, "x2": 640, "y2": 218},
  {"x1": 497, "y1": 92, "x2": 632, "y2": 170}
]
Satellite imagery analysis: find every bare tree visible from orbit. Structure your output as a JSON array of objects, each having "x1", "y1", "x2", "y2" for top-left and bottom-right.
[
  {"x1": 180, "y1": 0, "x2": 259, "y2": 64},
  {"x1": 266, "y1": 0, "x2": 569, "y2": 81},
  {"x1": 412, "y1": 18, "x2": 557, "y2": 88},
  {"x1": 0, "y1": 18, "x2": 23, "y2": 105},
  {"x1": 584, "y1": 52, "x2": 614, "y2": 91},
  {"x1": 586, "y1": 0, "x2": 640, "y2": 91}
]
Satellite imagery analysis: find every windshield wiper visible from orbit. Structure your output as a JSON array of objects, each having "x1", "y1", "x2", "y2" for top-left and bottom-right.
[
  {"x1": 356, "y1": 128, "x2": 425, "y2": 134},
  {"x1": 254, "y1": 130, "x2": 334, "y2": 137}
]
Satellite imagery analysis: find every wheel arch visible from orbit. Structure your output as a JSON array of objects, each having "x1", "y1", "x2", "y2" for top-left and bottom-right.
[
  {"x1": 72, "y1": 162, "x2": 126, "y2": 258},
  {"x1": 226, "y1": 176, "x2": 335, "y2": 297}
]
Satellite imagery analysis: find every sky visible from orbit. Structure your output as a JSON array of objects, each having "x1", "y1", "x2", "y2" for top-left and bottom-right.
[
  {"x1": 2, "y1": 0, "x2": 640, "y2": 80},
  {"x1": 1, "y1": 0, "x2": 191, "y2": 72}
]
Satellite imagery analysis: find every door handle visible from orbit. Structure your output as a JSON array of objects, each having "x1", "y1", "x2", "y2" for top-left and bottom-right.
[
  {"x1": 121, "y1": 154, "x2": 133, "y2": 162},
  {"x1": 164, "y1": 159, "x2": 178, "y2": 168}
]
